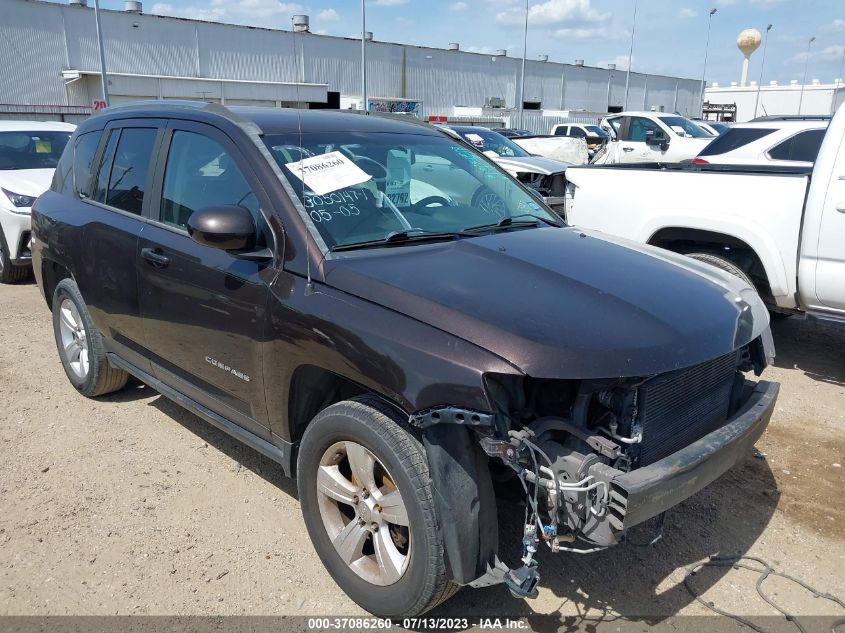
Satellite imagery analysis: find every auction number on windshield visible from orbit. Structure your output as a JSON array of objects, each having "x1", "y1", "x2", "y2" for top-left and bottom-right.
[{"x1": 304, "y1": 189, "x2": 365, "y2": 223}]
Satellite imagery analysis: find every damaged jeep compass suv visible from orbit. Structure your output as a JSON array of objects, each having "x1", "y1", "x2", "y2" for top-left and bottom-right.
[{"x1": 32, "y1": 102, "x2": 779, "y2": 618}]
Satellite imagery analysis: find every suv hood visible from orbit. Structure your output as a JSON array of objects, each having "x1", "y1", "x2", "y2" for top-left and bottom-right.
[
  {"x1": 491, "y1": 155, "x2": 569, "y2": 176},
  {"x1": 324, "y1": 227, "x2": 769, "y2": 379},
  {"x1": 0, "y1": 168, "x2": 55, "y2": 198}
]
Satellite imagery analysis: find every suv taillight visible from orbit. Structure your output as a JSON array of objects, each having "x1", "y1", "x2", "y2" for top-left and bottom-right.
[{"x1": 692, "y1": 158, "x2": 709, "y2": 165}]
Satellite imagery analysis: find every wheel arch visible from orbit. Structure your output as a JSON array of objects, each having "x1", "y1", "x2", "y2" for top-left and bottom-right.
[
  {"x1": 40, "y1": 257, "x2": 73, "y2": 311},
  {"x1": 288, "y1": 364, "x2": 498, "y2": 586},
  {"x1": 648, "y1": 226, "x2": 778, "y2": 303}
]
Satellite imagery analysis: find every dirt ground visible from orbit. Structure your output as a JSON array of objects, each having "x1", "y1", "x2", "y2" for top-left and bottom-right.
[{"x1": 0, "y1": 281, "x2": 843, "y2": 625}]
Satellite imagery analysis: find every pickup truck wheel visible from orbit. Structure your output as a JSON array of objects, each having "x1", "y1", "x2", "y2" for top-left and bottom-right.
[
  {"x1": 0, "y1": 230, "x2": 30, "y2": 284},
  {"x1": 686, "y1": 252, "x2": 754, "y2": 287},
  {"x1": 52, "y1": 278, "x2": 129, "y2": 397},
  {"x1": 297, "y1": 398, "x2": 458, "y2": 617}
]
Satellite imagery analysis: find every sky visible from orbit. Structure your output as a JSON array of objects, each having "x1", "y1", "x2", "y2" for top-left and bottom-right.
[{"x1": 90, "y1": 0, "x2": 843, "y2": 84}]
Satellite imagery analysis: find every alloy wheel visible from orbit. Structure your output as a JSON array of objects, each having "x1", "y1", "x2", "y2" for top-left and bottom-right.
[
  {"x1": 57, "y1": 298, "x2": 89, "y2": 379},
  {"x1": 316, "y1": 441, "x2": 411, "y2": 586}
]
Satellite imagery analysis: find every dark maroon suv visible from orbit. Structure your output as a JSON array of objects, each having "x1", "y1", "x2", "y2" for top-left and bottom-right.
[{"x1": 32, "y1": 101, "x2": 778, "y2": 618}]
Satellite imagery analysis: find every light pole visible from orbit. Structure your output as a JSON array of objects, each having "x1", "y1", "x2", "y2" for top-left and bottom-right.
[
  {"x1": 518, "y1": 0, "x2": 529, "y2": 128},
  {"x1": 833, "y1": 48, "x2": 845, "y2": 116},
  {"x1": 698, "y1": 8, "x2": 717, "y2": 117},
  {"x1": 798, "y1": 36, "x2": 816, "y2": 115},
  {"x1": 93, "y1": 0, "x2": 110, "y2": 106},
  {"x1": 361, "y1": 0, "x2": 367, "y2": 112},
  {"x1": 753, "y1": 24, "x2": 772, "y2": 119},
  {"x1": 622, "y1": 0, "x2": 638, "y2": 110}
]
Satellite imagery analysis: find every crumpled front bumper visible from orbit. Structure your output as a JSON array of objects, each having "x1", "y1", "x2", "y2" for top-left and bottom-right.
[{"x1": 606, "y1": 380, "x2": 779, "y2": 532}]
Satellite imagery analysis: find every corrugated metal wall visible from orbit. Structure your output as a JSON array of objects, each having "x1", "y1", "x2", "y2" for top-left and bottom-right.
[{"x1": 1, "y1": 0, "x2": 703, "y2": 117}]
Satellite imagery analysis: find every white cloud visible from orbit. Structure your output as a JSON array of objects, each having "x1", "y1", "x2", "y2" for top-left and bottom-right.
[
  {"x1": 317, "y1": 8, "x2": 339, "y2": 21},
  {"x1": 449, "y1": 1, "x2": 468, "y2": 10},
  {"x1": 678, "y1": 8, "x2": 697, "y2": 18},
  {"x1": 596, "y1": 54, "x2": 634, "y2": 71},
  {"x1": 496, "y1": 0, "x2": 609, "y2": 26},
  {"x1": 791, "y1": 44, "x2": 845, "y2": 64},
  {"x1": 372, "y1": 0, "x2": 408, "y2": 5},
  {"x1": 822, "y1": 18, "x2": 845, "y2": 33},
  {"x1": 313, "y1": 28, "x2": 328, "y2": 35},
  {"x1": 554, "y1": 26, "x2": 608, "y2": 39}
]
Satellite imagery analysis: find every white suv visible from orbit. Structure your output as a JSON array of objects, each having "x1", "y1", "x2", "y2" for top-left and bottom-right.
[
  {"x1": 0, "y1": 120, "x2": 75, "y2": 283},
  {"x1": 694, "y1": 119, "x2": 828, "y2": 168}
]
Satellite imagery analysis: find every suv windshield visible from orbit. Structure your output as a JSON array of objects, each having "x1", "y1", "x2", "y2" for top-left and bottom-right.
[
  {"x1": 450, "y1": 128, "x2": 531, "y2": 158},
  {"x1": 264, "y1": 131, "x2": 559, "y2": 250},
  {"x1": 656, "y1": 116, "x2": 711, "y2": 138},
  {"x1": 0, "y1": 131, "x2": 72, "y2": 170}
]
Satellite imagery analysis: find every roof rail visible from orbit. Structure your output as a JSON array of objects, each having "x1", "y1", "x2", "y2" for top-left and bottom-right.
[
  {"x1": 750, "y1": 114, "x2": 832, "y2": 122},
  {"x1": 100, "y1": 99, "x2": 263, "y2": 135}
]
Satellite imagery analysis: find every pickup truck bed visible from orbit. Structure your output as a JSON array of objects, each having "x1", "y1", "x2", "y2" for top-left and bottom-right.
[{"x1": 566, "y1": 162, "x2": 813, "y2": 311}]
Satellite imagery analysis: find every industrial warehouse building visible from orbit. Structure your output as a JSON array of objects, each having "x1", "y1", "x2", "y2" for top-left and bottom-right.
[{"x1": 1, "y1": 0, "x2": 705, "y2": 131}]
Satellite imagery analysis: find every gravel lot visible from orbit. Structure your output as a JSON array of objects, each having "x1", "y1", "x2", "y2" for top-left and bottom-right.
[{"x1": 0, "y1": 280, "x2": 843, "y2": 622}]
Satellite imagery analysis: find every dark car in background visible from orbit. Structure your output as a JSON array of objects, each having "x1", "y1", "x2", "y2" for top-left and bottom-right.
[{"x1": 32, "y1": 101, "x2": 778, "y2": 618}]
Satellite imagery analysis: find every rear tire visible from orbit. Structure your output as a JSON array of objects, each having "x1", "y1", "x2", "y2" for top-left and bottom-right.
[
  {"x1": 686, "y1": 252, "x2": 754, "y2": 287},
  {"x1": 52, "y1": 278, "x2": 129, "y2": 397},
  {"x1": 0, "y1": 230, "x2": 30, "y2": 284},
  {"x1": 297, "y1": 397, "x2": 458, "y2": 618}
]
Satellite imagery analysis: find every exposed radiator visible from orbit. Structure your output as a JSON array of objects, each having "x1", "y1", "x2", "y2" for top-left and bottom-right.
[{"x1": 636, "y1": 351, "x2": 740, "y2": 466}]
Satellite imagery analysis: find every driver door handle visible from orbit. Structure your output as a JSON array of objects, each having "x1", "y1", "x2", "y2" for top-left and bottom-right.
[
  {"x1": 141, "y1": 247, "x2": 170, "y2": 268},
  {"x1": 622, "y1": 147, "x2": 635, "y2": 152}
]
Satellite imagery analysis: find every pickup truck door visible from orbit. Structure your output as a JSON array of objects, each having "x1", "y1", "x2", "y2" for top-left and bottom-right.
[
  {"x1": 620, "y1": 116, "x2": 667, "y2": 163},
  {"x1": 137, "y1": 121, "x2": 275, "y2": 440},
  {"x1": 814, "y1": 142, "x2": 845, "y2": 311}
]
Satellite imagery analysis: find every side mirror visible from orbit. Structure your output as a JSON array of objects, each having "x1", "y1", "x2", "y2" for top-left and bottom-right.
[
  {"x1": 187, "y1": 205, "x2": 256, "y2": 251},
  {"x1": 645, "y1": 129, "x2": 669, "y2": 150}
]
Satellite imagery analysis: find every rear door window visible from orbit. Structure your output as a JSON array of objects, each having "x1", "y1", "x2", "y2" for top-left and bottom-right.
[
  {"x1": 105, "y1": 128, "x2": 157, "y2": 215},
  {"x1": 698, "y1": 127, "x2": 776, "y2": 156},
  {"x1": 767, "y1": 128, "x2": 826, "y2": 163}
]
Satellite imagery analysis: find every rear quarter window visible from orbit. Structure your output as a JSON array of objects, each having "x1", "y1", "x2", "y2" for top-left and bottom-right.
[
  {"x1": 767, "y1": 128, "x2": 826, "y2": 163},
  {"x1": 72, "y1": 131, "x2": 103, "y2": 197},
  {"x1": 698, "y1": 128, "x2": 776, "y2": 156}
]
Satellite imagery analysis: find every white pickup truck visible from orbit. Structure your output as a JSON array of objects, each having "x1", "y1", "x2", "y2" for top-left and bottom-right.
[{"x1": 565, "y1": 105, "x2": 845, "y2": 321}]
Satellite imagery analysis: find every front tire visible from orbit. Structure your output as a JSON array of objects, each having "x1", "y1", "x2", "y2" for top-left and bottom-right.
[
  {"x1": 52, "y1": 278, "x2": 129, "y2": 397},
  {"x1": 297, "y1": 397, "x2": 458, "y2": 617}
]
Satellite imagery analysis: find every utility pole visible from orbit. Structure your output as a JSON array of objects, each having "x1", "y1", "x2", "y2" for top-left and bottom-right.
[
  {"x1": 361, "y1": 0, "x2": 367, "y2": 112},
  {"x1": 798, "y1": 36, "x2": 816, "y2": 115},
  {"x1": 518, "y1": 0, "x2": 529, "y2": 128},
  {"x1": 623, "y1": 0, "x2": 638, "y2": 110},
  {"x1": 699, "y1": 8, "x2": 717, "y2": 117},
  {"x1": 93, "y1": 0, "x2": 110, "y2": 106},
  {"x1": 753, "y1": 24, "x2": 772, "y2": 119}
]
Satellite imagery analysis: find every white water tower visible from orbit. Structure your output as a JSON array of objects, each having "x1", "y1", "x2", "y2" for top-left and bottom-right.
[{"x1": 737, "y1": 28, "x2": 761, "y2": 87}]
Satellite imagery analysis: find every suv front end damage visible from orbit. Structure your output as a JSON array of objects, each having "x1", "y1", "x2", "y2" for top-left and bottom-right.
[{"x1": 414, "y1": 331, "x2": 778, "y2": 599}]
